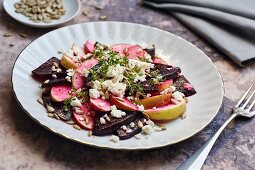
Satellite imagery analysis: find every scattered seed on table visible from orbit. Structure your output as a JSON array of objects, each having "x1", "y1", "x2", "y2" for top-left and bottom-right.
[
  {"x1": 94, "y1": 5, "x2": 104, "y2": 10},
  {"x1": 10, "y1": 43, "x2": 16, "y2": 47},
  {"x1": 99, "y1": 15, "x2": 107, "y2": 20},
  {"x1": 82, "y1": 10, "x2": 88, "y2": 16},
  {"x1": 73, "y1": 124, "x2": 81, "y2": 130},
  {"x1": 19, "y1": 33, "x2": 28, "y2": 38},
  {"x1": 3, "y1": 33, "x2": 13, "y2": 37}
]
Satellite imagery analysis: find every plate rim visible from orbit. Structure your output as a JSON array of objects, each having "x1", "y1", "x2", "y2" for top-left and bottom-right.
[
  {"x1": 3, "y1": 0, "x2": 81, "y2": 28},
  {"x1": 11, "y1": 21, "x2": 224, "y2": 150}
]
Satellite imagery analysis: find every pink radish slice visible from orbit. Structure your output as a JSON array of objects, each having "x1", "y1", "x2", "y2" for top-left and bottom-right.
[
  {"x1": 76, "y1": 58, "x2": 98, "y2": 72},
  {"x1": 126, "y1": 45, "x2": 145, "y2": 59},
  {"x1": 72, "y1": 43, "x2": 85, "y2": 57},
  {"x1": 72, "y1": 59, "x2": 98, "y2": 90},
  {"x1": 73, "y1": 104, "x2": 94, "y2": 130},
  {"x1": 110, "y1": 44, "x2": 132, "y2": 56},
  {"x1": 50, "y1": 85, "x2": 71, "y2": 102},
  {"x1": 90, "y1": 98, "x2": 111, "y2": 112},
  {"x1": 152, "y1": 57, "x2": 168, "y2": 64},
  {"x1": 84, "y1": 40, "x2": 95, "y2": 54},
  {"x1": 72, "y1": 72, "x2": 86, "y2": 90},
  {"x1": 110, "y1": 95, "x2": 138, "y2": 111}
]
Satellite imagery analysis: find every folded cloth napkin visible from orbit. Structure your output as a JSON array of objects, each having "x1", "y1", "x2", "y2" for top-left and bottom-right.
[{"x1": 142, "y1": 0, "x2": 255, "y2": 66}]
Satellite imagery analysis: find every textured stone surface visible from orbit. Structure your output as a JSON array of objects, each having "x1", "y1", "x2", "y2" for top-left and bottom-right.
[{"x1": 0, "y1": 0, "x2": 255, "y2": 169}]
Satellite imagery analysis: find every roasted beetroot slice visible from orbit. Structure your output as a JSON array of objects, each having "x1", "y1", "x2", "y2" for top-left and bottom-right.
[
  {"x1": 115, "y1": 115, "x2": 147, "y2": 140},
  {"x1": 32, "y1": 57, "x2": 66, "y2": 78},
  {"x1": 144, "y1": 45, "x2": 155, "y2": 58},
  {"x1": 42, "y1": 92, "x2": 72, "y2": 121},
  {"x1": 110, "y1": 44, "x2": 132, "y2": 56},
  {"x1": 141, "y1": 81, "x2": 158, "y2": 92},
  {"x1": 92, "y1": 111, "x2": 138, "y2": 136},
  {"x1": 173, "y1": 75, "x2": 196, "y2": 97},
  {"x1": 72, "y1": 72, "x2": 86, "y2": 90},
  {"x1": 41, "y1": 76, "x2": 70, "y2": 88},
  {"x1": 153, "y1": 64, "x2": 181, "y2": 81},
  {"x1": 126, "y1": 45, "x2": 145, "y2": 59},
  {"x1": 84, "y1": 40, "x2": 95, "y2": 54}
]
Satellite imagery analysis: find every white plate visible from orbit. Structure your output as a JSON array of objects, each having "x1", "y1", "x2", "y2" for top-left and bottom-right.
[
  {"x1": 12, "y1": 22, "x2": 224, "y2": 150},
  {"x1": 3, "y1": 0, "x2": 80, "y2": 28}
]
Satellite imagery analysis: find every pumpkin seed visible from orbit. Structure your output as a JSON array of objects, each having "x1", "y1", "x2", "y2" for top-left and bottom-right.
[
  {"x1": 3, "y1": 33, "x2": 13, "y2": 37},
  {"x1": 73, "y1": 124, "x2": 81, "y2": 130},
  {"x1": 19, "y1": 33, "x2": 28, "y2": 38}
]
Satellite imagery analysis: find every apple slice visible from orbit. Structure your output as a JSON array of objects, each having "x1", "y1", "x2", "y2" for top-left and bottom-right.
[
  {"x1": 60, "y1": 54, "x2": 79, "y2": 69},
  {"x1": 73, "y1": 103, "x2": 94, "y2": 130},
  {"x1": 143, "y1": 99, "x2": 186, "y2": 121},
  {"x1": 126, "y1": 45, "x2": 145, "y2": 59},
  {"x1": 140, "y1": 94, "x2": 172, "y2": 109},
  {"x1": 110, "y1": 95, "x2": 138, "y2": 111},
  {"x1": 50, "y1": 85, "x2": 71, "y2": 102},
  {"x1": 72, "y1": 43, "x2": 85, "y2": 58},
  {"x1": 153, "y1": 57, "x2": 168, "y2": 64},
  {"x1": 156, "y1": 80, "x2": 173, "y2": 93},
  {"x1": 90, "y1": 98, "x2": 111, "y2": 112},
  {"x1": 84, "y1": 40, "x2": 95, "y2": 54},
  {"x1": 110, "y1": 44, "x2": 132, "y2": 56}
]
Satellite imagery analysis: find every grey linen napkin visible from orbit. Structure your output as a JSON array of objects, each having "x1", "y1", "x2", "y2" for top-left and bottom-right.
[{"x1": 143, "y1": 0, "x2": 255, "y2": 66}]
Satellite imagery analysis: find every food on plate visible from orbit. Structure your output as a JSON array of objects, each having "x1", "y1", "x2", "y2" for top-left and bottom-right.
[{"x1": 32, "y1": 40, "x2": 196, "y2": 141}]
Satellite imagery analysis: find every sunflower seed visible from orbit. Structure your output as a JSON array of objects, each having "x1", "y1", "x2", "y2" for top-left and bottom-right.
[
  {"x1": 53, "y1": 113, "x2": 60, "y2": 120},
  {"x1": 46, "y1": 105, "x2": 55, "y2": 112},
  {"x1": 3, "y1": 33, "x2": 13, "y2": 37},
  {"x1": 138, "y1": 121, "x2": 143, "y2": 128},
  {"x1": 19, "y1": 33, "x2": 28, "y2": 38},
  {"x1": 157, "y1": 124, "x2": 167, "y2": 130},
  {"x1": 10, "y1": 43, "x2": 16, "y2": 47},
  {"x1": 88, "y1": 131, "x2": 93, "y2": 137},
  {"x1": 73, "y1": 124, "x2": 81, "y2": 130},
  {"x1": 82, "y1": 10, "x2": 88, "y2": 16},
  {"x1": 94, "y1": 5, "x2": 104, "y2": 10},
  {"x1": 37, "y1": 97, "x2": 44, "y2": 105},
  {"x1": 48, "y1": 113, "x2": 54, "y2": 118},
  {"x1": 99, "y1": 15, "x2": 107, "y2": 20},
  {"x1": 66, "y1": 120, "x2": 75, "y2": 125}
]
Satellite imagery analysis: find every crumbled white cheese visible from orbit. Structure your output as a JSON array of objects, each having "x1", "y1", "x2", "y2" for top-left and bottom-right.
[
  {"x1": 66, "y1": 69, "x2": 75, "y2": 77},
  {"x1": 154, "y1": 126, "x2": 163, "y2": 132},
  {"x1": 128, "y1": 59, "x2": 154, "y2": 70},
  {"x1": 106, "y1": 64, "x2": 125, "y2": 77},
  {"x1": 144, "y1": 53, "x2": 152, "y2": 62},
  {"x1": 146, "y1": 93, "x2": 151, "y2": 97},
  {"x1": 52, "y1": 74, "x2": 57, "y2": 78},
  {"x1": 142, "y1": 125, "x2": 154, "y2": 135},
  {"x1": 108, "y1": 81, "x2": 126, "y2": 98},
  {"x1": 100, "y1": 117, "x2": 106, "y2": 124},
  {"x1": 122, "y1": 125, "x2": 128, "y2": 131},
  {"x1": 111, "y1": 105, "x2": 117, "y2": 111},
  {"x1": 172, "y1": 91, "x2": 184, "y2": 101},
  {"x1": 70, "y1": 97, "x2": 82, "y2": 107},
  {"x1": 99, "y1": 102, "x2": 105, "y2": 107},
  {"x1": 160, "y1": 86, "x2": 176, "y2": 95},
  {"x1": 44, "y1": 79, "x2": 49, "y2": 84},
  {"x1": 130, "y1": 122, "x2": 135, "y2": 128},
  {"x1": 134, "y1": 73, "x2": 147, "y2": 83},
  {"x1": 92, "y1": 80, "x2": 102, "y2": 90},
  {"x1": 82, "y1": 69, "x2": 90, "y2": 77},
  {"x1": 110, "y1": 135, "x2": 119, "y2": 143},
  {"x1": 101, "y1": 80, "x2": 112, "y2": 90},
  {"x1": 111, "y1": 109, "x2": 126, "y2": 118},
  {"x1": 89, "y1": 89, "x2": 100, "y2": 99},
  {"x1": 65, "y1": 76, "x2": 71, "y2": 82},
  {"x1": 152, "y1": 107, "x2": 157, "y2": 110},
  {"x1": 137, "y1": 105, "x2": 145, "y2": 112},
  {"x1": 134, "y1": 133, "x2": 142, "y2": 139}
]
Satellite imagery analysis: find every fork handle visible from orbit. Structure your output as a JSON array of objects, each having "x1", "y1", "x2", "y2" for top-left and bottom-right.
[{"x1": 177, "y1": 113, "x2": 238, "y2": 170}]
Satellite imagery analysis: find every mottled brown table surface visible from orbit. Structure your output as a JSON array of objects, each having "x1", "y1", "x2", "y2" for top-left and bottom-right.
[{"x1": 0, "y1": 0, "x2": 255, "y2": 170}]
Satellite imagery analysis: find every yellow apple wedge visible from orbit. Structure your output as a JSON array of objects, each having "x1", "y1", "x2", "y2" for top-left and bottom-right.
[
  {"x1": 143, "y1": 99, "x2": 186, "y2": 121},
  {"x1": 60, "y1": 54, "x2": 79, "y2": 69},
  {"x1": 139, "y1": 94, "x2": 172, "y2": 109}
]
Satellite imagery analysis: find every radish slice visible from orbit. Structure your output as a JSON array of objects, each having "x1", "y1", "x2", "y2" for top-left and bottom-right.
[
  {"x1": 73, "y1": 103, "x2": 94, "y2": 130},
  {"x1": 90, "y1": 98, "x2": 111, "y2": 112},
  {"x1": 110, "y1": 44, "x2": 132, "y2": 56},
  {"x1": 110, "y1": 95, "x2": 138, "y2": 111},
  {"x1": 76, "y1": 58, "x2": 98, "y2": 72},
  {"x1": 126, "y1": 45, "x2": 145, "y2": 59},
  {"x1": 50, "y1": 85, "x2": 71, "y2": 102},
  {"x1": 84, "y1": 40, "x2": 95, "y2": 54}
]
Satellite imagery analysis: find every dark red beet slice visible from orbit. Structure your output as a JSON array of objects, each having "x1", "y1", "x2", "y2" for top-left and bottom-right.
[
  {"x1": 41, "y1": 76, "x2": 70, "y2": 88},
  {"x1": 42, "y1": 92, "x2": 72, "y2": 121},
  {"x1": 144, "y1": 46, "x2": 155, "y2": 58},
  {"x1": 50, "y1": 85, "x2": 71, "y2": 102},
  {"x1": 173, "y1": 75, "x2": 196, "y2": 97},
  {"x1": 32, "y1": 57, "x2": 66, "y2": 78},
  {"x1": 92, "y1": 111, "x2": 138, "y2": 136}
]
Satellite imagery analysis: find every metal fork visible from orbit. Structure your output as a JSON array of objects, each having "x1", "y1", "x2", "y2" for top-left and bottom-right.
[{"x1": 177, "y1": 80, "x2": 255, "y2": 170}]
